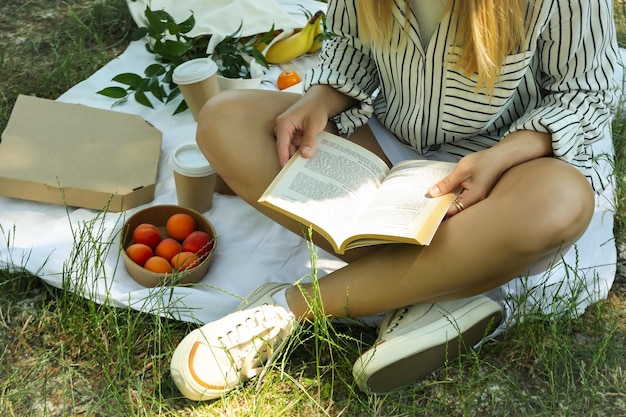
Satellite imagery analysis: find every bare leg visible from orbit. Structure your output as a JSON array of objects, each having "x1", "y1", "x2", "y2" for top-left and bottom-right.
[
  {"x1": 196, "y1": 90, "x2": 595, "y2": 320},
  {"x1": 286, "y1": 157, "x2": 594, "y2": 318}
]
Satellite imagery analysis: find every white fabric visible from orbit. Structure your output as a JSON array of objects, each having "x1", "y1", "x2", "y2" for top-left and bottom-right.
[{"x1": 0, "y1": 1, "x2": 620, "y2": 330}]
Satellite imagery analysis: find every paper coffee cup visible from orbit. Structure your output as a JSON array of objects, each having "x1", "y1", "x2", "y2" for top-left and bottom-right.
[
  {"x1": 172, "y1": 58, "x2": 220, "y2": 121},
  {"x1": 170, "y1": 142, "x2": 217, "y2": 212}
]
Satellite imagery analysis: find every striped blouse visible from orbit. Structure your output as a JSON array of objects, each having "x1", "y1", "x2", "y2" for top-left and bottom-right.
[{"x1": 305, "y1": 0, "x2": 621, "y2": 193}]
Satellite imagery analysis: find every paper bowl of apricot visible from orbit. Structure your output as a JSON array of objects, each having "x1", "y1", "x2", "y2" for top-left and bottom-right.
[{"x1": 121, "y1": 205, "x2": 217, "y2": 288}]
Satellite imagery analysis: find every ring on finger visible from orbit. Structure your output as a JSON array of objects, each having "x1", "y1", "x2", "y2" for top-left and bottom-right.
[{"x1": 453, "y1": 197, "x2": 465, "y2": 212}]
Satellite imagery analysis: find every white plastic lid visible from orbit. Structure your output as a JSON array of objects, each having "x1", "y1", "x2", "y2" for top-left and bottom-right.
[
  {"x1": 169, "y1": 142, "x2": 215, "y2": 177},
  {"x1": 172, "y1": 58, "x2": 218, "y2": 85}
]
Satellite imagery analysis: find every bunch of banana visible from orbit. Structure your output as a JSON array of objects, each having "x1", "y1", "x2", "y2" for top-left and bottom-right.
[
  {"x1": 308, "y1": 14, "x2": 325, "y2": 54},
  {"x1": 265, "y1": 10, "x2": 325, "y2": 65}
]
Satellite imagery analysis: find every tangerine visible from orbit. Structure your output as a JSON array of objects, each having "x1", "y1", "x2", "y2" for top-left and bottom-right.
[
  {"x1": 125, "y1": 243, "x2": 153, "y2": 267},
  {"x1": 166, "y1": 213, "x2": 197, "y2": 241},
  {"x1": 132, "y1": 223, "x2": 162, "y2": 249},
  {"x1": 277, "y1": 70, "x2": 301, "y2": 90},
  {"x1": 171, "y1": 251, "x2": 200, "y2": 271},
  {"x1": 144, "y1": 256, "x2": 173, "y2": 274},
  {"x1": 155, "y1": 238, "x2": 182, "y2": 262}
]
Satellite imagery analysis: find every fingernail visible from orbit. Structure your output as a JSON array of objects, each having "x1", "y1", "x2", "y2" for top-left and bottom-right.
[
  {"x1": 429, "y1": 186, "x2": 440, "y2": 196},
  {"x1": 301, "y1": 146, "x2": 312, "y2": 157}
]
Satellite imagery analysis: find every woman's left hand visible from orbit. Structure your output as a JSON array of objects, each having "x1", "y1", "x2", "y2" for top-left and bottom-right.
[
  {"x1": 428, "y1": 130, "x2": 553, "y2": 216},
  {"x1": 428, "y1": 147, "x2": 510, "y2": 217}
]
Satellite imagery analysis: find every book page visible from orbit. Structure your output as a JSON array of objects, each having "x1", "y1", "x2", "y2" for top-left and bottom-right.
[
  {"x1": 349, "y1": 159, "x2": 456, "y2": 244},
  {"x1": 259, "y1": 132, "x2": 390, "y2": 247}
]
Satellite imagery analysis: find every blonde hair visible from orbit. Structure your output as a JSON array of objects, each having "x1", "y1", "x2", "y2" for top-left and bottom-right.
[{"x1": 357, "y1": 0, "x2": 526, "y2": 92}]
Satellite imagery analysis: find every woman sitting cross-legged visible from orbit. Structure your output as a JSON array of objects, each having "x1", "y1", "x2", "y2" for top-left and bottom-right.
[{"x1": 169, "y1": 0, "x2": 619, "y2": 401}]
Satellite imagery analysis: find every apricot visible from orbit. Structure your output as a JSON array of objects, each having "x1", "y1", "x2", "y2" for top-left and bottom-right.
[
  {"x1": 155, "y1": 238, "x2": 182, "y2": 262},
  {"x1": 182, "y1": 231, "x2": 213, "y2": 257},
  {"x1": 132, "y1": 223, "x2": 162, "y2": 249},
  {"x1": 125, "y1": 243, "x2": 153, "y2": 267},
  {"x1": 171, "y1": 251, "x2": 199, "y2": 271},
  {"x1": 144, "y1": 256, "x2": 173, "y2": 274},
  {"x1": 166, "y1": 213, "x2": 196, "y2": 241}
]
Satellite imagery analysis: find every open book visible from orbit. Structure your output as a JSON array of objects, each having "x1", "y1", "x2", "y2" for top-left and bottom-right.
[{"x1": 258, "y1": 131, "x2": 458, "y2": 254}]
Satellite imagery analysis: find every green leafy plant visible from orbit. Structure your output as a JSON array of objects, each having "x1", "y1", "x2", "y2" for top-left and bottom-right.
[
  {"x1": 97, "y1": 8, "x2": 204, "y2": 114},
  {"x1": 212, "y1": 23, "x2": 276, "y2": 79},
  {"x1": 97, "y1": 7, "x2": 275, "y2": 114}
]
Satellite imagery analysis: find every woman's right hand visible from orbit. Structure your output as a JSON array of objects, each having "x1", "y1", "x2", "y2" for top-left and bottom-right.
[{"x1": 274, "y1": 85, "x2": 356, "y2": 166}]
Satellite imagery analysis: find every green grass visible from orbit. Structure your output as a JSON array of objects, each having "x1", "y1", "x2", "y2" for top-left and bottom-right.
[
  {"x1": 1, "y1": 1, "x2": 625, "y2": 416},
  {"x1": 0, "y1": 0, "x2": 133, "y2": 132}
]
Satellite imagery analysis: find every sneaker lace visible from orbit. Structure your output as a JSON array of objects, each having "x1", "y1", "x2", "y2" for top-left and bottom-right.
[
  {"x1": 384, "y1": 307, "x2": 409, "y2": 335},
  {"x1": 215, "y1": 307, "x2": 293, "y2": 380}
]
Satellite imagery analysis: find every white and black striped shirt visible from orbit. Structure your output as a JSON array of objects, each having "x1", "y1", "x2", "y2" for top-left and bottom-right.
[{"x1": 305, "y1": 0, "x2": 620, "y2": 193}]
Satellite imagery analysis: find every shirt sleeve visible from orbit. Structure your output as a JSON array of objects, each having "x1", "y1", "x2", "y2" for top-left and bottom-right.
[
  {"x1": 304, "y1": 0, "x2": 380, "y2": 137},
  {"x1": 504, "y1": 0, "x2": 620, "y2": 176}
]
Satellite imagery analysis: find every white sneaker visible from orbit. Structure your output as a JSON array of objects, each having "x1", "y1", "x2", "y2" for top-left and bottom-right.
[
  {"x1": 170, "y1": 305, "x2": 296, "y2": 401},
  {"x1": 353, "y1": 295, "x2": 503, "y2": 394},
  {"x1": 235, "y1": 282, "x2": 292, "y2": 311}
]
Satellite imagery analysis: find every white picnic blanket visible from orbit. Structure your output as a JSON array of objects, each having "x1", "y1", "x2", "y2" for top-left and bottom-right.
[
  {"x1": 0, "y1": 0, "x2": 333, "y2": 325},
  {"x1": 0, "y1": 0, "x2": 621, "y2": 328}
]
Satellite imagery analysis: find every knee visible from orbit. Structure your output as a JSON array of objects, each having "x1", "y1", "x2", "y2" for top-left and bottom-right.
[
  {"x1": 196, "y1": 91, "x2": 245, "y2": 149},
  {"x1": 524, "y1": 160, "x2": 595, "y2": 251}
]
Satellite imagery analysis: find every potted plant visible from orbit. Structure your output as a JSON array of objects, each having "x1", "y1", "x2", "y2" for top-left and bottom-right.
[{"x1": 211, "y1": 24, "x2": 278, "y2": 90}]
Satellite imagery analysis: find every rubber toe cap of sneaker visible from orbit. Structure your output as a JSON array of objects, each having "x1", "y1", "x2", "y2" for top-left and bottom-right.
[{"x1": 170, "y1": 329, "x2": 240, "y2": 401}]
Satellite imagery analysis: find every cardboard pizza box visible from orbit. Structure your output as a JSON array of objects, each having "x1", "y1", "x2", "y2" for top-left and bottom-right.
[{"x1": 0, "y1": 95, "x2": 162, "y2": 212}]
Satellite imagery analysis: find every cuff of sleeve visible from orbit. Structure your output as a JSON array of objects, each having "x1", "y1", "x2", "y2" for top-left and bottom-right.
[
  {"x1": 504, "y1": 106, "x2": 614, "y2": 193},
  {"x1": 305, "y1": 67, "x2": 375, "y2": 137},
  {"x1": 330, "y1": 100, "x2": 374, "y2": 137},
  {"x1": 504, "y1": 107, "x2": 584, "y2": 163}
]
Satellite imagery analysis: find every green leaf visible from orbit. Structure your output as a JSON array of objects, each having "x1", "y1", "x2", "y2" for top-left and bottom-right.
[
  {"x1": 217, "y1": 53, "x2": 250, "y2": 79},
  {"x1": 248, "y1": 49, "x2": 269, "y2": 69},
  {"x1": 148, "y1": 76, "x2": 165, "y2": 102},
  {"x1": 137, "y1": 77, "x2": 151, "y2": 91},
  {"x1": 112, "y1": 73, "x2": 143, "y2": 88},
  {"x1": 134, "y1": 89, "x2": 154, "y2": 108},
  {"x1": 163, "y1": 67, "x2": 174, "y2": 86},
  {"x1": 97, "y1": 86, "x2": 128, "y2": 99},
  {"x1": 166, "y1": 22, "x2": 182, "y2": 36},
  {"x1": 299, "y1": 5, "x2": 313, "y2": 20},
  {"x1": 145, "y1": 8, "x2": 167, "y2": 35},
  {"x1": 162, "y1": 39, "x2": 193, "y2": 57},
  {"x1": 151, "y1": 39, "x2": 186, "y2": 64},
  {"x1": 166, "y1": 16, "x2": 195, "y2": 37},
  {"x1": 151, "y1": 38, "x2": 166, "y2": 53},
  {"x1": 129, "y1": 27, "x2": 149, "y2": 41},
  {"x1": 226, "y1": 21, "x2": 244, "y2": 39},
  {"x1": 151, "y1": 9, "x2": 176, "y2": 24},
  {"x1": 166, "y1": 87, "x2": 182, "y2": 104},
  {"x1": 258, "y1": 25, "x2": 277, "y2": 45},
  {"x1": 173, "y1": 99, "x2": 188, "y2": 115},
  {"x1": 177, "y1": 14, "x2": 196, "y2": 34},
  {"x1": 145, "y1": 63, "x2": 166, "y2": 77}
]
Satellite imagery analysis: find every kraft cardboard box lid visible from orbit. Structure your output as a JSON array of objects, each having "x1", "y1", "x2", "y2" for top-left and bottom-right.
[{"x1": 0, "y1": 95, "x2": 162, "y2": 212}]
